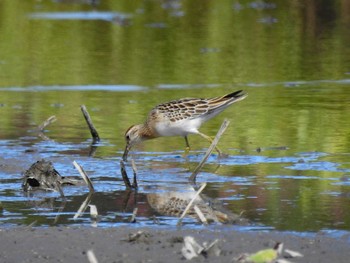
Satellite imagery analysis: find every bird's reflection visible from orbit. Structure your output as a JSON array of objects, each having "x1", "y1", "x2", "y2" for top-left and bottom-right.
[{"x1": 146, "y1": 185, "x2": 248, "y2": 224}]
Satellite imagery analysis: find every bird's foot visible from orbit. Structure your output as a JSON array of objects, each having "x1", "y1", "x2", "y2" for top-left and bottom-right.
[
  {"x1": 217, "y1": 151, "x2": 229, "y2": 159},
  {"x1": 183, "y1": 147, "x2": 191, "y2": 158}
]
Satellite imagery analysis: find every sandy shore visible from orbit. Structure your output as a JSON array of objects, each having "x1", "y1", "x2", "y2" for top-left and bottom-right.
[{"x1": 0, "y1": 226, "x2": 349, "y2": 262}]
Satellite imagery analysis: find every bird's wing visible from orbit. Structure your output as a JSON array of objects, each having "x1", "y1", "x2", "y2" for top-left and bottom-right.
[{"x1": 154, "y1": 98, "x2": 210, "y2": 122}]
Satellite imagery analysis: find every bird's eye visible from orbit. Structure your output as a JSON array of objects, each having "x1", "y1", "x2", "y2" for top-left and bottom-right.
[{"x1": 126, "y1": 135, "x2": 130, "y2": 141}]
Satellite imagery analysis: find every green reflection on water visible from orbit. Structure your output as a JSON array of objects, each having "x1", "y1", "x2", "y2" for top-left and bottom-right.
[{"x1": 0, "y1": 0, "x2": 349, "y2": 86}]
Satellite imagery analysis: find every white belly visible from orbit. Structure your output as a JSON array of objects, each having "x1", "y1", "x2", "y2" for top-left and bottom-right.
[{"x1": 154, "y1": 118, "x2": 202, "y2": 137}]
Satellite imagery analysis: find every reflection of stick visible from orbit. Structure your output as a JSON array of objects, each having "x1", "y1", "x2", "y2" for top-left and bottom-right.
[
  {"x1": 189, "y1": 119, "x2": 230, "y2": 183},
  {"x1": 177, "y1": 183, "x2": 207, "y2": 226},
  {"x1": 131, "y1": 159, "x2": 138, "y2": 189},
  {"x1": 130, "y1": 207, "x2": 138, "y2": 223},
  {"x1": 56, "y1": 183, "x2": 65, "y2": 198},
  {"x1": 121, "y1": 190, "x2": 132, "y2": 211},
  {"x1": 38, "y1": 115, "x2": 57, "y2": 131},
  {"x1": 120, "y1": 160, "x2": 132, "y2": 189},
  {"x1": 74, "y1": 192, "x2": 93, "y2": 219},
  {"x1": 80, "y1": 105, "x2": 100, "y2": 142},
  {"x1": 73, "y1": 161, "x2": 95, "y2": 193},
  {"x1": 53, "y1": 199, "x2": 67, "y2": 225},
  {"x1": 89, "y1": 204, "x2": 99, "y2": 219}
]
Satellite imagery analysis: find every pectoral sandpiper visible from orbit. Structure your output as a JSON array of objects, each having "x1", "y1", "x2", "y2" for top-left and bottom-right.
[{"x1": 122, "y1": 90, "x2": 247, "y2": 161}]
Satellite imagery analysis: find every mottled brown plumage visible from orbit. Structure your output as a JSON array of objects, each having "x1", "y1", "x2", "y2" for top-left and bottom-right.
[{"x1": 123, "y1": 90, "x2": 247, "y2": 161}]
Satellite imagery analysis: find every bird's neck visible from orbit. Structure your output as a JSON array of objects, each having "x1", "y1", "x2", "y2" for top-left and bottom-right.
[{"x1": 139, "y1": 123, "x2": 158, "y2": 140}]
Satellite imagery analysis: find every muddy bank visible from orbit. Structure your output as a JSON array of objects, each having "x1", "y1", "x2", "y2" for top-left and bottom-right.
[{"x1": 0, "y1": 226, "x2": 349, "y2": 263}]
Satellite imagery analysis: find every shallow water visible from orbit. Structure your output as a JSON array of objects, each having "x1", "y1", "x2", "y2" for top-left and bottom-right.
[{"x1": 0, "y1": 0, "x2": 350, "y2": 234}]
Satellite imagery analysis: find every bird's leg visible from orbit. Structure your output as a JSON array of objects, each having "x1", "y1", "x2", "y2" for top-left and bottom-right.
[
  {"x1": 197, "y1": 132, "x2": 223, "y2": 157},
  {"x1": 184, "y1": 136, "x2": 191, "y2": 154}
]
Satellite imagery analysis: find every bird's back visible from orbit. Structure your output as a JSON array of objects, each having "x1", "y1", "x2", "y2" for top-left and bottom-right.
[{"x1": 152, "y1": 90, "x2": 247, "y2": 123}]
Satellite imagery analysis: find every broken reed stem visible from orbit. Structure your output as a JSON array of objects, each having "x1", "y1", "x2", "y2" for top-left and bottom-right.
[
  {"x1": 87, "y1": 250, "x2": 99, "y2": 263},
  {"x1": 193, "y1": 205, "x2": 208, "y2": 225},
  {"x1": 73, "y1": 161, "x2": 95, "y2": 193},
  {"x1": 177, "y1": 183, "x2": 207, "y2": 226},
  {"x1": 189, "y1": 119, "x2": 230, "y2": 183},
  {"x1": 120, "y1": 160, "x2": 132, "y2": 189},
  {"x1": 38, "y1": 115, "x2": 57, "y2": 131},
  {"x1": 80, "y1": 105, "x2": 100, "y2": 142}
]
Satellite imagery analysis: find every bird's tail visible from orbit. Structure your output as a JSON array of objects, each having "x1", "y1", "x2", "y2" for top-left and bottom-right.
[
  {"x1": 207, "y1": 90, "x2": 247, "y2": 112},
  {"x1": 222, "y1": 90, "x2": 247, "y2": 102}
]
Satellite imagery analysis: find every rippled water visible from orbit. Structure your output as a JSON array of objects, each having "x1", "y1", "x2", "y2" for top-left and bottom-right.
[{"x1": 0, "y1": 0, "x2": 350, "y2": 235}]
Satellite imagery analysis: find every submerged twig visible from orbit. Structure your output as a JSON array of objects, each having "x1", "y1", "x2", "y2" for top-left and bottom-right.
[
  {"x1": 80, "y1": 105, "x2": 100, "y2": 143},
  {"x1": 189, "y1": 119, "x2": 230, "y2": 183},
  {"x1": 38, "y1": 115, "x2": 57, "y2": 131},
  {"x1": 177, "y1": 183, "x2": 207, "y2": 226},
  {"x1": 73, "y1": 161, "x2": 95, "y2": 193},
  {"x1": 120, "y1": 160, "x2": 138, "y2": 190}
]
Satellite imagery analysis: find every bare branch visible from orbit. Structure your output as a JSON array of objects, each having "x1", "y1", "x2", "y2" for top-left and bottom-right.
[
  {"x1": 80, "y1": 105, "x2": 100, "y2": 142},
  {"x1": 73, "y1": 161, "x2": 95, "y2": 193},
  {"x1": 38, "y1": 115, "x2": 57, "y2": 131},
  {"x1": 189, "y1": 119, "x2": 230, "y2": 183}
]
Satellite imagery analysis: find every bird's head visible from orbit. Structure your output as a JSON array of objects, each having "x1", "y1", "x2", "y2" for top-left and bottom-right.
[{"x1": 122, "y1": 124, "x2": 145, "y2": 161}]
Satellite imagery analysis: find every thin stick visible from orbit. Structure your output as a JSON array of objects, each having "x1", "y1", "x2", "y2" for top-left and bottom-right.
[
  {"x1": 80, "y1": 105, "x2": 100, "y2": 142},
  {"x1": 131, "y1": 159, "x2": 138, "y2": 189},
  {"x1": 73, "y1": 161, "x2": 95, "y2": 193},
  {"x1": 177, "y1": 183, "x2": 207, "y2": 226},
  {"x1": 38, "y1": 115, "x2": 57, "y2": 131},
  {"x1": 120, "y1": 160, "x2": 132, "y2": 189},
  {"x1": 189, "y1": 119, "x2": 230, "y2": 183},
  {"x1": 193, "y1": 205, "x2": 208, "y2": 225},
  {"x1": 87, "y1": 250, "x2": 99, "y2": 263}
]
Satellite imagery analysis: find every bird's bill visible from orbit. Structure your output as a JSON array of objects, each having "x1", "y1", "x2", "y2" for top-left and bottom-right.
[{"x1": 122, "y1": 144, "x2": 130, "y2": 162}]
